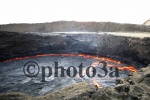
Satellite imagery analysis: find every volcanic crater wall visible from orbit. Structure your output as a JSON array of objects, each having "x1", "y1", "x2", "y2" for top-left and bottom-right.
[{"x1": 0, "y1": 31, "x2": 150, "y2": 66}]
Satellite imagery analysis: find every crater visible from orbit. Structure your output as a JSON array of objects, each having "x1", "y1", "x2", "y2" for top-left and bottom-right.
[{"x1": 0, "y1": 31, "x2": 149, "y2": 96}]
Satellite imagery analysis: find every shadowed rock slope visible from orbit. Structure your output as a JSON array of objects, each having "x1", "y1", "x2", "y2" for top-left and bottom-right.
[{"x1": 0, "y1": 31, "x2": 150, "y2": 65}]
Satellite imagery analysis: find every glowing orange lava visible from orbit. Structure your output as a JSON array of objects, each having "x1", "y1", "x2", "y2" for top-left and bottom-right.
[
  {"x1": 2, "y1": 53, "x2": 137, "y2": 88},
  {"x1": 93, "y1": 79, "x2": 103, "y2": 88},
  {"x1": 2, "y1": 53, "x2": 137, "y2": 72}
]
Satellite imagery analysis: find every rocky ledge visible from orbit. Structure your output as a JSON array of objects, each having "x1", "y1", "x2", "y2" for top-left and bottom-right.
[{"x1": 0, "y1": 64, "x2": 150, "y2": 100}]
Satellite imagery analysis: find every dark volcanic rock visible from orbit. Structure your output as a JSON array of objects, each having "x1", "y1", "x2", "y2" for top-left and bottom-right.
[
  {"x1": 128, "y1": 37, "x2": 150, "y2": 64},
  {"x1": 0, "y1": 65, "x2": 150, "y2": 100},
  {"x1": 114, "y1": 84, "x2": 130, "y2": 92},
  {"x1": 36, "y1": 65, "x2": 150, "y2": 100},
  {"x1": 0, "y1": 31, "x2": 150, "y2": 65}
]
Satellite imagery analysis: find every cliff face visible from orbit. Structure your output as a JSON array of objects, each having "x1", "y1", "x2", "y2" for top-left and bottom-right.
[
  {"x1": 128, "y1": 37, "x2": 150, "y2": 64},
  {"x1": 0, "y1": 21, "x2": 150, "y2": 33},
  {"x1": 0, "y1": 31, "x2": 150, "y2": 65}
]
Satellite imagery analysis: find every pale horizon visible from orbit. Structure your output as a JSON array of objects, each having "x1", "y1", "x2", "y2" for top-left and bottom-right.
[{"x1": 0, "y1": 0, "x2": 150, "y2": 25}]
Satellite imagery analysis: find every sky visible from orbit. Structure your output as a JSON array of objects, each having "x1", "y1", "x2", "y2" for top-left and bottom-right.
[{"x1": 0, "y1": 0, "x2": 150, "y2": 24}]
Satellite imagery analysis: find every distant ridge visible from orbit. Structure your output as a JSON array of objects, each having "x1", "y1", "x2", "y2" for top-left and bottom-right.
[{"x1": 0, "y1": 21, "x2": 150, "y2": 33}]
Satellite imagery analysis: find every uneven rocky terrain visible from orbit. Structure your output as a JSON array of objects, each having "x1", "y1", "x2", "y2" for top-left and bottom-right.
[{"x1": 0, "y1": 64, "x2": 150, "y2": 100}]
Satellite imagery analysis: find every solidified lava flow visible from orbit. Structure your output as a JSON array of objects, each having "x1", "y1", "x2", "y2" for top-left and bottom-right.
[
  {"x1": 2, "y1": 53, "x2": 137, "y2": 88},
  {"x1": 2, "y1": 53, "x2": 137, "y2": 72}
]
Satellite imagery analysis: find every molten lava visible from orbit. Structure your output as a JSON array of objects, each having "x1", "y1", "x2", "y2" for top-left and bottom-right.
[
  {"x1": 2, "y1": 53, "x2": 137, "y2": 88},
  {"x1": 93, "y1": 79, "x2": 103, "y2": 88},
  {"x1": 2, "y1": 53, "x2": 137, "y2": 72}
]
